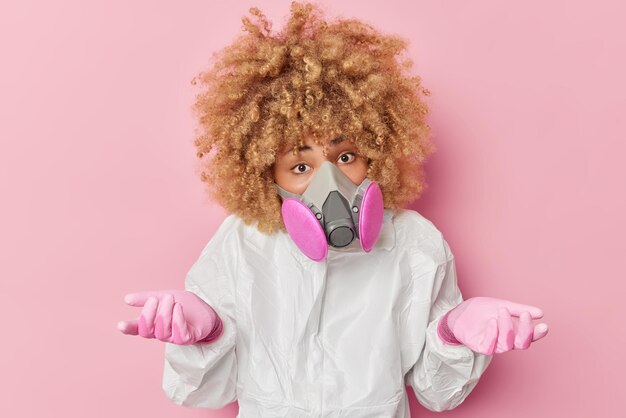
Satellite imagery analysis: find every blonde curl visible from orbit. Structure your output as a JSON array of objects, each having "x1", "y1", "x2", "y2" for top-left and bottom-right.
[{"x1": 192, "y1": 1, "x2": 435, "y2": 234}]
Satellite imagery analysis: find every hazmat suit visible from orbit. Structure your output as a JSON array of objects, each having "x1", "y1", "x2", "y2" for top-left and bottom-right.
[{"x1": 161, "y1": 208, "x2": 493, "y2": 417}]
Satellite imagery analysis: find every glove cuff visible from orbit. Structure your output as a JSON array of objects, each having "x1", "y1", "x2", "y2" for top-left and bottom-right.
[
  {"x1": 196, "y1": 312, "x2": 224, "y2": 344},
  {"x1": 437, "y1": 309, "x2": 463, "y2": 345}
]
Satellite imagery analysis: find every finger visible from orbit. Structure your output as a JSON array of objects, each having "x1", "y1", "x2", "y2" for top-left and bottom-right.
[
  {"x1": 515, "y1": 311, "x2": 534, "y2": 349},
  {"x1": 117, "y1": 319, "x2": 139, "y2": 335},
  {"x1": 124, "y1": 291, "x2": 164, "y2": 307},
  {"x1": 495, "y1": 307, "x2": 515, "y2": 353},
  {"x1": 500, "y1": 300, "x2": 543, "y2": 319},
  {"x1": 172, "y1": 303, "x2": 192, "y2": 345},
  {"x1": 138, "y1": 296, "x2": 159, "y2": 338},
  {"x1": 155, "y1": 293, "x2": 175, "y2": 341},
  {"x1": 479, "y1": 317, "x2": 498, "y2": 355},
  {"x1": 532, "y1": 322, "x2": 549, "y2": 342}
]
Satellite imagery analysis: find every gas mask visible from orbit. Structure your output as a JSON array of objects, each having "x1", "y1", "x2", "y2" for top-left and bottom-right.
[{"x1": 275, "y1": 161, "x2": 384, "y2": 261}]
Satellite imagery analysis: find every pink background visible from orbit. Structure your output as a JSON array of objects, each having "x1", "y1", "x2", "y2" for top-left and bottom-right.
[{"x1": 1, "y1": 0, "x2": 624, "y2": 417}]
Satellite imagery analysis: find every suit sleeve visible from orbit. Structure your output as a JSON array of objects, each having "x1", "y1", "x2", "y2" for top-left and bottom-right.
[
  {"x1": 404, "y1": 238, "x2": 493, "y2": 412},
  {"x1": 161, "y1": 216, "x2": 239, "y2": 408}
]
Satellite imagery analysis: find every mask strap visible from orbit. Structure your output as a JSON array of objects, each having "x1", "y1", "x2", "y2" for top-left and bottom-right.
[
  {"x1": 274, "y1": 184, "x2": 301, "y2": 200},
  {"x1": 274, "y1": 183, "x2": 324, "y2": 222}
]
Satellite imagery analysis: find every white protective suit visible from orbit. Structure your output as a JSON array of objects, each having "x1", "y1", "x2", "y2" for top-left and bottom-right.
[{"x1": 162, "y1": 208, "x2": 493, "y2": 417}]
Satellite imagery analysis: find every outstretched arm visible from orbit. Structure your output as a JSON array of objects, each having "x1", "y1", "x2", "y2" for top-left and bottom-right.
[
  {"x1": 404, "y1": 239, "x2": 493, "y2": 412},
  {"x1": 161, "y1": 216, "x2": 240, "y2": 409}
]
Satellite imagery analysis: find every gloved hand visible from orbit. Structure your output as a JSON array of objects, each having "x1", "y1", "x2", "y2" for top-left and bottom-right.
[
  {"x1": 437, "y1": 296, "x2": 549, "y2": 355},
  {"x1": 117, "y1": 290, "x2": 223, "y2": 345}
]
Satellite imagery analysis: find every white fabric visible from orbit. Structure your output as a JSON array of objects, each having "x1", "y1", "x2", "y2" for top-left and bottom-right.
[{"x1": 162, "y1": 208, "x2": 493, "y2": 417}]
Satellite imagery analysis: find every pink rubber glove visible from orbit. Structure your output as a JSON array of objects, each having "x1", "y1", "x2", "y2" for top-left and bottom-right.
[
  {"x1": 437, "y1": 296, "x2": 549, "y2": 355},
  {"x1": 117, "y1": 289, "x2": 223, "y2": 345}
]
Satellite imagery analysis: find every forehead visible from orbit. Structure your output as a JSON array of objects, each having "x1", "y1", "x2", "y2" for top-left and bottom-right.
[{"x1": 279, "y1": 135, "x2": 345, "y2": 156}]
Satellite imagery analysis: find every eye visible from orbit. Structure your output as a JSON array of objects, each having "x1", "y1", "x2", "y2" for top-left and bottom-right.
[
  {"x1": 337, "y1": 152, "x2": 356, "y2": 164},
  {"x1": 291, "y1": 163, "x2": 311, "y2": 174}
]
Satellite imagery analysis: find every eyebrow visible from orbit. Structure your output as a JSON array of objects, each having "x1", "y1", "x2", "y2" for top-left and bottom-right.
[{"x1": 282, "y1": 136, "x2": 345, "y2": 156}]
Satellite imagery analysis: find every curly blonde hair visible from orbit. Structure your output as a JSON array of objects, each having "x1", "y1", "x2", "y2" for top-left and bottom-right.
[{"x1": 192, "y1": 1, "x2": 434, "y2": 234}]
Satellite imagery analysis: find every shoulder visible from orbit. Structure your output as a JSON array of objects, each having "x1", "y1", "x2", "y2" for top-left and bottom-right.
[
  {"x1": 204, "y1": 213, "x2": 278, "y2": 255},
  {"x1": 199, "y1": 214, "x2": 254, "y2": 253},
  {"x1": 210, "y1": 213, "x2": 265, "y2": 238},
  {"x1": 192, "y1": 214, "x2": 268, "y2": 279},
  {"x1": 392, "y1": 208, "x2": 443, "y2": 243},
  {"x1": 392, "y1": 208, "x2": 452, "y2": 265}
]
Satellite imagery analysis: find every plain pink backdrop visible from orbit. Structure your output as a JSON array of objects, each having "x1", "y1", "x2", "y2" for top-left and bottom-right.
[{"x1": 1, "y1": 0, "x2": 624, "y2": 417}]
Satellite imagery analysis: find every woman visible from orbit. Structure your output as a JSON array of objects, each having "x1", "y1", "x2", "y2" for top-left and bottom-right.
[{"x1": 118, "y1": 3, "x2": 548, "y2": 416}]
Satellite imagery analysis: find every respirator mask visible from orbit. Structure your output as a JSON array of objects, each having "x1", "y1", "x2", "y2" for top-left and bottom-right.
[{"x1": 276, "y1": 161, "x2": 384, "y2": 261}]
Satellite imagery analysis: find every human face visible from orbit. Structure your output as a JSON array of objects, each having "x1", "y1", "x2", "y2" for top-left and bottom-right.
[{"x1": 273, "y1": 134, "x2": 369, "y2": 195}]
